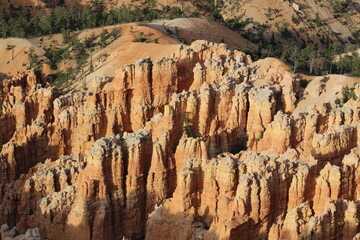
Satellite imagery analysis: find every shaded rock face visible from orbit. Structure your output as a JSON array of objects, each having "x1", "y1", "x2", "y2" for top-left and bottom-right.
[{"x1": 0, "y1": 40, "x2": 359, "y2": 240}]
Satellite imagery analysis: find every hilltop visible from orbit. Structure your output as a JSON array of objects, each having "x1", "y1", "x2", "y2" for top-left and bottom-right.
[
  {"x1": 0, "y1": 17, "x2": 253, "y2": 89},
  {"x1": 1, "y1": 0, "x2": 359, "y2": 78}
]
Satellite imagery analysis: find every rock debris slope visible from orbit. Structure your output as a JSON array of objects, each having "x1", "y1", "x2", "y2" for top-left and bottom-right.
[{"x1": 0, "y1": 41, "x2": 359, "y2": 240}]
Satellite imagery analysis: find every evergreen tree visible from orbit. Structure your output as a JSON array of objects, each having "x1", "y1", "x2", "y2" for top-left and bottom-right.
[
  {"x1": 309, "y1": 50, "x2": 317, "y2": 75},
  {"x1": 38, "y1": 11, "x2": 53, "y2": 35},
  {"x1": 299, "y1": 46, "x2": 313, "y2": 72},
  {"x1": 322, "y1": 49, "x2": 334, "y2": 74},
  {"x1": 28, "y1": 47, "x2": 43, "y2": 71},
  {"x1": 90, "y1": 0, "x2": 106, "y2": 27},
  {"x1": 43, "y1": 41, "x2": 66, "y2": 70},
  {"x1": 29, "y1": 16, "x2": 42, "y2": 36},
  {"x1": 290, "y1": 46, "x2": 300, "y2": 72},
  {"x1": 89, "y1": 47, "x2": 95, "y2": 73},
  {"x1": 82, "y1": 6, "x2": 96, "y2": 29},
  {"x1": 6, "y1": 44, "x2": 15, "y2": 60},
  {"x1": 352, "y1": 51, "x2": 360, "y2": 76},
  {"x1": 9, "y1": 15, "x2": 27, "y2": 38},
  {"x1": 337, "y1": 55, "x2": 350, "y2": 74},
  {"x1": 0, "y1": 12, "x2": 9, "y2": 38},
  {"x1": 98, "y1": 29, "x2": 109, "y2": 48}
]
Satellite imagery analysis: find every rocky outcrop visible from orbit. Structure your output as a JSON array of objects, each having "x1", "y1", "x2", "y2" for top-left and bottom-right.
[
  {"x1": 0, "y1": 224, "x2": 42, "y2": 240},
  {"x1": 0, "y1": 41, "x2": 359, "y2": 239}
]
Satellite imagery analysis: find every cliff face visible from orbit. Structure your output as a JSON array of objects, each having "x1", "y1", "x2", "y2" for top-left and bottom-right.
[{"x1": 0, "y1": 41, "x2": 359, "y2": 240}]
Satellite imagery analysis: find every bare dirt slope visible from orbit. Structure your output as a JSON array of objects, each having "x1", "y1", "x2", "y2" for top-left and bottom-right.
[
  {"x1": 0, "y1": 18, "x2": 255, "y2": 89},
  {"x1": 146, "y1": 18, "x2": 255, "y2": 49},
  {"x1": 0, "y1": 38, "x2": 41, "y2": 78},
  {"x1": 250, "y1": 57, "x2": 360, "y2": 112},
  {"x1": 221, "y1": 0, "x2": 360, "y2": 46},
  {"x1": 296, "y1": 74, "x2": 360, "y2": 112},
  {"x1": 82, "y1": 18, "x2": 255, "y2": 90}
]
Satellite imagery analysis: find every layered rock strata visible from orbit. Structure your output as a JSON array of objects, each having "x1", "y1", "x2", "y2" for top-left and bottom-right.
[{"x1": 0, "y1": 41, "x2": 359, "y2": 239}]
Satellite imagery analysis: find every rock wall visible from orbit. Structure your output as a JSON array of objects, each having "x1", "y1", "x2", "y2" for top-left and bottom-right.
[{"x1": 0, "y1": 41, "x2": 359, "y2": 239}]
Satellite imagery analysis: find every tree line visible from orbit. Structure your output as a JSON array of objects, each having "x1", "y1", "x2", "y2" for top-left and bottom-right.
[
  {"x1": 269, "y1": 41, "x2": 360, "y2": 77},
  {"x1": 0, "y1": 0, "x2": 190, "y2": 38},
  {"x1": 224, "y1": 17, "x2": 360, "y2": 77},
  {"x1": 25, "y1": 27, "x2": 121, "y2": 88},
  {"x1": 1, "y1": 0, "x2": 359, "y2": 77}
]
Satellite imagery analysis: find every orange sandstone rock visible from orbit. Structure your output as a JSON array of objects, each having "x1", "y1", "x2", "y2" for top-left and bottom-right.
[{"x1": 0, "y1": 41, "x2": 359, "y2": 240}]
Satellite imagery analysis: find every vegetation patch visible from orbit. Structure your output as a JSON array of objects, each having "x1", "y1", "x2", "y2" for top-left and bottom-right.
[
  {"x1": 320, "y1": 75, "x2": 330, "y2": 83},
  {"x1": 0, "y1": 1, "x2": 193, "y2": 39},
  {"x1": 183, "y1": 112, "x2": 194, "y2": 138},
  {"x1": 335, "y1": 85, "x2": 357, "y2": 107},
  {"x1": 1, "y1": 0, "x2": 359, "y2": 79},
  {"x1": 256, "y1": 131, "x2": 264, "y2": 142},
  {"x1": 341, "y1": 85, "x2": 357, "y2": 103}
]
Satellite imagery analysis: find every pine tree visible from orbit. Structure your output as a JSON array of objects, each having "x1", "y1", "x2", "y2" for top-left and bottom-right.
[
  {"x1": 98, "y1": 29, "x2": 109, "y2": 48},
  {"x1": 43, "y1": 41, "x2": 66, "y2": 70},
  {"x1": 6, "y1": 44, "x2": 15, "y2": 60},
  {"x1": 28, "y1": 47, "x2": 42, "y2": 71},
  {"x1": 89, "y1": 47, "x2": 95, "y2": 73},
  {"x1": 290, "y1": 46, "x2": 300, "y2": 72},
  {"x1": 0, "y1": 17, "x2": 8, "y2": 38}
]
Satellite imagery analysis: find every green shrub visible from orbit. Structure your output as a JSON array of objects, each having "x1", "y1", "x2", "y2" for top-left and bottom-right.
[
  {"x1": 256, "y1": 131, "x2": 264, "y2": 141},
  {"x1": 43, "y1": 42, "x2": 67, "y2": 71},
  {"x1": 134, "y1": 37, "x2": 148, "y2": 42},
  {"x1": 98, "y1": 29, "x2": 109, "y2": 48},
  {"x1": 183, "y1": 125, "x2": 194, "y2": 138},
  {"x1": 183, "y1": 112, "x2": 194, "y2": 138},
  {"x1": 341, "y1": 85, "x2": 357, "y2": 103},
  {"x1": 134, "y1": 32, "x2": 149, "y2": 42},
  {"x1": 320, "y1": 75, "x2": 330, "y2": 83},
  {"x1": 314, "y1": 13, "x2": 322, "y2": 27},
  {"x1": 50, "y1": 67, "x2": 76, "y2": 89},
  {"x1": 334, "y1": 98, "x2": 342, "y2": 107}
]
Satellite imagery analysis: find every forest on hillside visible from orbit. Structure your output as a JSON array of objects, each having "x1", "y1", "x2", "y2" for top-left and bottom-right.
[{"x1": 0, "y1": 0, "x2": 359, "y2": 77}]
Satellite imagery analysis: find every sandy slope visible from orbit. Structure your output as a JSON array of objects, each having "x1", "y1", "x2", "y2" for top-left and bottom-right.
[
  {"x1": 0, "y1": 38, "x2": 41, "y2": 79},
  {"x1": 81, "y1": 18, "x2": 256, "y2": 90},
  {"x1": 0, "y1": 16, "x2": 358, "y2": 98},
  {"x1": 0, "y1": 18, "x2": 256, "y2": 90},
  {"x1": 146, "y1": 18, "x2": 255, "y2": 49},
  {"x1": 249, "y1": 57, "x2": 360, "y2": 113},
  {"x1": 221, "y1": 0, "x2": 359, "y2": 47},
  {"x1": 76, "y1": 22, "x2": 181, "y2": 90},
  {"x1": 296, "y1": 74, "x2": 360, "y2": 112}
]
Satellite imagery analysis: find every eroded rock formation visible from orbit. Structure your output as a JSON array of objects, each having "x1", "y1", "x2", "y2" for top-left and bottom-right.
[{"x1": 0, "y1": 41, "x2": 359, "y2": 240}]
